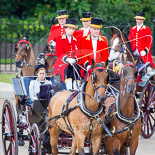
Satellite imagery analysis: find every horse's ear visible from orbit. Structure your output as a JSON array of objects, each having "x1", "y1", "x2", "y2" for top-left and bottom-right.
[
  {"x1": 25, "y1": 34, "x2": 29, "y2": 41},
  {"x1": 133, "y1": 59, "x2": 138, "y2": 66},
  {"x1": 121, "y1": 54, "x2": 125, "y2": 65},
  {"x1": 92, "y1": 59, "x2": 96, "y2": 67},
  {"x1": 105, "y1": 60, "x2": 109, "y2": 68},
  {"x1": 17, "y1": 33, "x2": 21, "y2": 40},
  {"x1": 111, "y1": 28, "x2": 116, "y2": 36}
]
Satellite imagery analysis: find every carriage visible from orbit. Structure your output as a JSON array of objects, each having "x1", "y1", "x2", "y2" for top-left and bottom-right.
[
  {"x1": 2, "y1": 63, "x2": 155, "y2": 155},
  {"x1": 1, "y1": 32, "x2": 155, "y2": 155}
]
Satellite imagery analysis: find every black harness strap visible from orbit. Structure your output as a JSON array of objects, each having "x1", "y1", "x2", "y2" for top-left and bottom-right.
[
  {"x1": 96, "y1": 115, "x2": 112, "y2": 137},
  {"x1": 48, "y1": 91, "x2": 79, "y2": 130},
  {"x1": 62, "y1": 91, "x2": 78, "y2": 136}
]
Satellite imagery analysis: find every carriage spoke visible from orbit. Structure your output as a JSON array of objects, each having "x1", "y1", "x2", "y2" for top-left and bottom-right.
[
  {"x1": 12, "y1": 138, "x2": 15, "y2": 155},
  {"x1": 31, "y1": 135, "x2": 36, "y2": 151},
  {"x1": 4, "y1": 112, "x2": 11, "y2": 132},
  {"x1": 147, "y1": 114, "x2": 153, "y2": 133},
  {"x1": 6, "y1": 143, "x2": 11, "y2": 155}
]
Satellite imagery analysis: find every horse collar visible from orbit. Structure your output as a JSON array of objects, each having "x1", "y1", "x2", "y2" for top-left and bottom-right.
[{"x1": 115, "y1": 94, "x2": 141, "y2": 124}]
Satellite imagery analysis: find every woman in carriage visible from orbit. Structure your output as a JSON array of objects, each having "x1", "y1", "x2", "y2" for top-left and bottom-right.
[{"x1": 29, "y1": 64, "x2": 52, "y2": 100}]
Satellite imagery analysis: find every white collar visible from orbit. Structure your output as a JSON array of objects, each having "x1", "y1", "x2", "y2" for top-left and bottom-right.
[
  {"x1": 91, "y1": 35, "x2": 98, "y2": 40},
  {"x1": 137, "y1": 23, "x2": 143, "y2": 31},
  {"x1": 84, "y1": 26, "x2": 90, "y2": 31}
]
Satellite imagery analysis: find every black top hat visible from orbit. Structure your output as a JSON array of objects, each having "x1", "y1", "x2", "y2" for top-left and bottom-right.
[
  {"x1": 90, "y1": 17, "x2": 102, "y2": 28},
  {"x1": 57, "y1": 10, "x2": 68, "y2": 19},
  {"x1": 64, "y1": 18, "x2": 78, "y2": 29},
  {"x1": 80, "y1": 11, "x2": 92, "y2": 21},
  {"x1": 35, "y1": 64, "x2": 47, "y2": 74},
  {"x1": 134, "y1": 12, "x2": 145, "y2": 20}
]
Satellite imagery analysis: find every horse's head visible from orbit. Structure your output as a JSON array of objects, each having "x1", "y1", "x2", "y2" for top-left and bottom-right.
[
  {"x1": 110, "y1": 33, "x2": 127, "y2": 60},
  {"x1": 14, "y1": 36, "x2": 31, "y2": 68},
  {"x1": 120, "y1": 56, "x2": 138, "y2": 95},
  {"x1": 110, "y1": 30, "x2": 134, "y2": 62},
  {"x1": 91, "y1": 63, "x2": 108, "y2": 103}
]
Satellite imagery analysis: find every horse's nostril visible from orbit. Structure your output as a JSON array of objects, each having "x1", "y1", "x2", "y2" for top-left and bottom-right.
[
  {"x1": 15, "y1": 60, "x2": 23, "y2": 68},
  {"x1": 127, "y1": 84, "x2": 135, "y2": 94}
]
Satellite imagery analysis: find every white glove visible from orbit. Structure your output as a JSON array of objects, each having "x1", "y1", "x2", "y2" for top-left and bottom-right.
[
  {"x1": 133, "y1": 49, "x2": 139, "y2": 56},
  {"x1": 86, "y1": 65, "x2": 92, "y2": 70},
  {"x1": 49, "y1": 41, "x2": 56, "y2": 47},
  {"x1": 66, "y1": 58, "x2": 76, "y2": 64},
  {"x1": 140, "y1": 50, "x2": 146, "y2": 57}
]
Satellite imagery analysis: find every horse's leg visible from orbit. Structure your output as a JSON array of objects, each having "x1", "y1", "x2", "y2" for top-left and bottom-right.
[
  {"x1": 69, "y1": 135, "x2": 77, "y2": 155},
  {"x1": 91, "y1": 135, "x2": 102, "y2": 155},
  {"x1": 104, "y1": 137, "x2": 114, "y2": 155},
  {"x1": 75, "y1": 132, "x2": 86, "y2": 155},
  {"x1": 129, "y1": 138, "x2": 139, "y2": 155},
  {"x1": 49, "y1": 125, "x2": 60, "y2": 155},
  {"x1": 104, "y1": 137, "x2": 121, "y2": 155}
]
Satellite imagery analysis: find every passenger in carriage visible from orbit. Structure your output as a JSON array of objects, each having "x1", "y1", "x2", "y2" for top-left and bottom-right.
[
  {"x1": 129, "y1": 12, "x2": 154, "y2": 72},
  {"x1": 74, "y1": 11, "x2": 92, "y2": 42},
  {"x1": 29, "y1": 64, "x2": 52, "y2": 100},
  {"x1": 55, "y1": 18, "x2": 80, "y2": 90},
  {"x1": 79, "y1": 17, "x2": 109, "y2": 73},
  {"x1": 47, "y1": 10, "x2": 68, "y2": 48}
]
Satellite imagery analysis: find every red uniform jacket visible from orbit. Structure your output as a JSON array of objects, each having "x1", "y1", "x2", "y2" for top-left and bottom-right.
[
  {"x1": 47, "y1": 24, "x2": 65, "y2": 44},
  {"x1": 79, "y1": 34, "x2": 109, "y2": 68},
  {"x1": 74, "y1": 27, "x2": 91, "y2": 42},
  {"x1": 129, "y1": 25, "x2": 154, "y2": 67},
  {"x1": 54, "y1": 34, "x2": 79, "y2": 81}
]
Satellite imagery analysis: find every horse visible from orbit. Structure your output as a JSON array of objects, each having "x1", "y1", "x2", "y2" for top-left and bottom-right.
[
  {"x1": 14, "y1": 34, "x2": 36, "y2": 76},
  {"x1": 43, "y1": 44, "x2": 57, "y2": 75},
  {"x1": 14, "y1": 34, "x2": 36, "y2": 145},
  {"x1": 104, "y1": 56, "x2": 141, "y2": 155},
  {"x1": 48, "y1": 63, "x2": 109, "y2": 155}
]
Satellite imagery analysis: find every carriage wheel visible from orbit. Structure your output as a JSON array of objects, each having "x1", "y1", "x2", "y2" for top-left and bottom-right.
[
  {"x1": 1, "y1": 99, "x2": 18, "y2": 155},
  {"x1": 28, "y1": 123, "x2": 41, "y2": 155},
  {"x1": 139, "y1": 82, "x2": 155, "y2": 138}
]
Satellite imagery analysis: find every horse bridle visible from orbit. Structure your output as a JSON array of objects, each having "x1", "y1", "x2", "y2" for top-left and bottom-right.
[
  {"x1": 121, "y1": 63, "x2": 137, "y2": 95},
  {"x1": 15, "y1": 40, "x2": 30, "y2": 57},
  {"x1": 91, "y1": 67, "x2": 108, "y2": 102},
  {"x1": 15, "y1": 40, "x2": 31, "y2": 66}
]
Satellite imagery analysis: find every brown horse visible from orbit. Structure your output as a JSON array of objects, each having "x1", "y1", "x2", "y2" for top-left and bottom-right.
[
  {"x1": 104, "y1": 57, "x2": 141, "y2": 155},
  {"x1": 14, "y1": 35, "x2": 36, "y2": 76},
  {"x1": 44, "y1": 44, "x2": 57, "y2": 75},
  {"x1": 48, "y1": 63, "x2": 108, "y2": 155},
  {"x1": 14, "y1": 35, "x2": 36, "y2": 145}
]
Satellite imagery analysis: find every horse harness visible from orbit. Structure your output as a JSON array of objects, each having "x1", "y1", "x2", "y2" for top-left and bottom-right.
[
  {"x1": 104, "y1": 64, "x2": 140, "y2": 146},
  {"x1": 48, "y1": 67, "x2": 112, "y2": 137},
  {"x1": 121, "y1": 63, "x2": 138, "y2": 95}
]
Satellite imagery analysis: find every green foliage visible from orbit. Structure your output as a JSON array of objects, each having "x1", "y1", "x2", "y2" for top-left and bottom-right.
[
  {"x1": 0, "y1": 16, "x2": 52, "y2": 43},
  {"x1": 0, "y1": 0, "x2": 154, "y2": 43}
]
